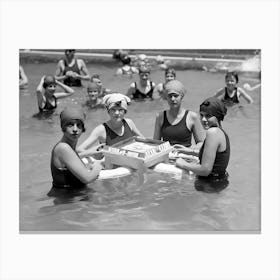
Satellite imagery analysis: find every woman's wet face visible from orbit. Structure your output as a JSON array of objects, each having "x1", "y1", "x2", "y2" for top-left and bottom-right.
[
  {"x1": 165, "y1": 73, "x2": 175, "y2": 82},
  {"x1": 46, "y1": 83, "x2": 56, "y2": 94},
  {"x1": 166, "y1": 92, "x2": 183, "y2": 106},
  {"x1": 108, "y1": 106, "x2": 125, "y2": 121},
  {"x1": 200, "y1": 111, "x2": 218, "y2": 129},
  {"x1": 225, "y1": 75, "x2": 237, "y2": 89},
  {"x1": 139, "y1": 72, "x2": 149, "y2": 80},
  {"x1": 64, "y1": 120, "x2": 84, "y2": 138}
]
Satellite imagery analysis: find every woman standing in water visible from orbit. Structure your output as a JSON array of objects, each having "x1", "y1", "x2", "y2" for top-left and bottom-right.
[
  {"x1": 126, "y1": 66, "x2": 156, "y2": 100},
  {"x1": 36, "y1": 75, "x2": 74, "y2": 114},
  {"x1": 153, "y1": 80, "x2": 204, "y2": 150},
  {"x1": 50, "y1": 106, "x2": 103, "y2": 189},
  {"x1": 175, "y1": 97, "x2": 230, "y2": 193},
  {"x1": 153, "y1": 68, "x2": 176, "y2": 99},
  {"x1": 77, "y1": 93, "x2": 144, "y2": 157},
  {"x1": 214, "y1": 71, "x2": 253, "y2": 105}
]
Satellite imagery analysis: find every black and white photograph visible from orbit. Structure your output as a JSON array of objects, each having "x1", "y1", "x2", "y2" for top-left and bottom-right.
[
  {"x1": 19, "y1": 48, "x2": 261, "y2": 232},
  {"x1": 1, "y1": 0, "x2": 280, "y2": 280}
]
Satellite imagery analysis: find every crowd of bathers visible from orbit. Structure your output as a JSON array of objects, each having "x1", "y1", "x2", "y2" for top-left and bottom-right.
[{"x1": 20, "y1": 49, "x2": 256, "y2": 194}]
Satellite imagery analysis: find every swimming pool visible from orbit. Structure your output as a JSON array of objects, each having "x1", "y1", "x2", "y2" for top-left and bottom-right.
[{"x1": 19, "y1": 62, "x2": 261, "y2": 232}]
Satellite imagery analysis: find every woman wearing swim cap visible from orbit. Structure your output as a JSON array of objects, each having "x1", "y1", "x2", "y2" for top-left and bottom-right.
[
  {"x1": 50, "y1": 106, "x2": 103, "y2": 189},
  {"x1": 175, "y1": 97, "x2": 230, "y2": 191},
  {"x1": 153, "y1": 80, "x2": 204, "y2": 150},
  {"x1": 36, "y1": 75, "x2": 74, "y2": 114},
  {"x1": 126, "y1": 66, "x2": 156, "y2": 100},
  {"x1": 77, "y1": 93, "x2": 144, "y2": 158}
]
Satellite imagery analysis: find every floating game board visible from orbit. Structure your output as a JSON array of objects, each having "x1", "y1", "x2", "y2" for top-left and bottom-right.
[{"x1": 103, "y1": 137, "x2": 173, "y2": 170}]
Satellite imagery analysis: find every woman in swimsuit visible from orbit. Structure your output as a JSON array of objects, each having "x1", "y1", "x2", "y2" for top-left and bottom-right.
[
  {"x1": 126, "y1": 66, "x2": 156, "y2": 100},
  {"x1": 36, "y1": 75, "x2": 75, "y2": 113},
  {"x1": 214, "y1": 71, "x2": 253, "y2": 106},
  {"x1": 77, "y1": 93, "x2": 144, "y2": 158},
  {"x1": 175, "y1": 97, "x2": 230, "y2": 193},
  {"x1": 154, "y1": 68, "x2": 176, "y2": 99},
  {"x1": 50, "y1": 106, "x2": 103, "y2": 190},
  {"x1": 153, "y1": 80, "x2": 204, "y2": 151}
]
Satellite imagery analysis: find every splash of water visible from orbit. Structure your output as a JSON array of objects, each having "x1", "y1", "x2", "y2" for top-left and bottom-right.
[{"x1": 240, "y1": 55, "x2": 261, "y2": 72}]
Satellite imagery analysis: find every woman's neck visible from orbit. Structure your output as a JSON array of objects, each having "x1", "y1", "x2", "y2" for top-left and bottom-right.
[
  {"x1": 140, "y1": 79, "x2": 148, "y2": 86},
  {"x1": 169, "y1": 106, "x2": 184, "y2": 117},
  {"x1": 61, "y1": 136, "x2": 77, "y2": 150},
  {"x1": 107, "y1": 119, "x2": 123, "y2": 129}
]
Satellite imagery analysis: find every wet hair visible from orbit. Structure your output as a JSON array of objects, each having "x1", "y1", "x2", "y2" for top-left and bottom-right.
[
  {"x1": 43, "y1": 75, "x2": 56, "y2": 89},
  {"x1": 165, "y1": 68, "x2": 176, "y2": 78},
  {"x1": 225, "y1": 71, "x2": 239, "y2": 83}
]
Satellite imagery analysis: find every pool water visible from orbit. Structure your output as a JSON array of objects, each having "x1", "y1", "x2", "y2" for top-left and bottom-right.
[{"x1": 19, "y1": 62, "x2": 261, "y2": 232}]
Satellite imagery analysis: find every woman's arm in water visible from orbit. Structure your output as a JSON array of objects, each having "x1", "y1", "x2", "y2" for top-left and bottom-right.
[
  {"x1": 75, "y1": 59, "x2": 90, "y2": 81},
  {"x1": 175, "y1": 128, "x2": 219, "y2": 176},
  {"x1": 77, "y1": 125, "x2": 105, "y2": 154},
  {"x1": 153, "y1": 112, "x2": 163, "y2": 140},
  {"x1": 190, "y1": 112, "x2": 205, "y2": 150},
  {"x1": 54, "y1": 60, "x2": 67, "y2": 82},
  {"x1": 126, "y1": 83, "x2": 136, "y2": 98},
  {"x1": 55, "y1": 143, "x2": 103, "y2": 183},
  {"x1": 213, "y1": 88, "x2": 225, "y2": 99},
  {"x1": 36, "y1": 76, "x2": 46, "y2": 109},
  {"x1": 53, "y1": 80, "x2": 75, "y2": 99},
  {"x1": 19, "y1": 66, "x2": 28, "y2": 87},
  {"x1": 238, "y1": 87, "x2": 253, "y2": 104}
]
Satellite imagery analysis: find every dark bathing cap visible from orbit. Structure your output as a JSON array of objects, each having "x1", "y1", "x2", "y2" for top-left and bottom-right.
[
  {"x1": 60, "y1": 106, "x2": 86, "y2": 132},
  {"x1": 43, "y1": 75, "x2": 56, "y2": 89},
  {"x1": 200, "y1": 97, "x2": 227, "y2": 121},
  {"x1": 165, "y1": 80, "x2": 186, "y2": 96}
]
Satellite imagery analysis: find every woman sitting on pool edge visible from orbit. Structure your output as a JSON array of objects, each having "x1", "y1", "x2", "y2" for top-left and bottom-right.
[
  {"x1": 126, "y1": 66, "x2": 157, "y2": 101},
  {"x1": 35, "y1": 75, "x2": 74, "y2": 116},
  {"x1": 153, "y1": 80, "x2": 204, "y2": 151},
  {"x1": 77, "y1": 93, "x2": 144, "y2": 158},
  {"x1": 49, "y1": 106, "x2": 103, "y2": 190},
  {"x1": 175, "y1": 97, "x2": 230, "y2": 193}
]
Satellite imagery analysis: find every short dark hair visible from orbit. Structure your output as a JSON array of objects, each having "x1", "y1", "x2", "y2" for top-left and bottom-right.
[{"x1": 225, "y1": 71, "x2": 239, "y2": 83}]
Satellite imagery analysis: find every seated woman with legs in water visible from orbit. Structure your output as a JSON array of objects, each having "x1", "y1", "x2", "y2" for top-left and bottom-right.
[
  {"x1": 77, "y1": 93, "x2": 144, "y2": 158},
  {"x1": 126, "y1": 66, "x2": 156, "y2": 101},
  {"x1": 154, "y1": 68, "x2": 176, "y2": 100},
  {"x1": 153, "y1": 80, "x2": 204, "y2": 152},
  {"x1": 50, "y1": 106, "x2": 103, "y2": 190},
  {"x1": 214, "y1": 71, "x2": 253, "y2": 106},
  {"x1": 175, "y1": 97, "x2": 230, "y2": 193},
  {"x1": 36, "y1": 75, "x2": 74, "y2": 114}
]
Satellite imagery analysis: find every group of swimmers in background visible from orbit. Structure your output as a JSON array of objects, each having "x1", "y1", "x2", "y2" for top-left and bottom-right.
[{"x1": 20, "y1": 49, "x2": 257, "y2": 194}]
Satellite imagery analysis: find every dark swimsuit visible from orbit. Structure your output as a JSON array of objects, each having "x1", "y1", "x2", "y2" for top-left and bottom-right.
[
  {"x1": 161, "y1": 110, "x2": 192, "y2": 147},
  {"x1": 103, "y1": 119, "x2": 136, "y2": 146},
  {"x1": 222, "y1": 87, "x2": 239, "y2": 105},
  {"x1": 50, "y1": 143, "x2": 86, "y2": 188},
  {"x1": 62, "y1": 59, "x2": 82, "y2": 87},
  {"x1": 195, "y1": 128, "x2": 230, "y2": 193},
  {"x1": 39, "y1": 96, "x2": 57, "y2": 112},
  {"x1": 132, "y1": 81, "x2": 154, "y2": 100}
]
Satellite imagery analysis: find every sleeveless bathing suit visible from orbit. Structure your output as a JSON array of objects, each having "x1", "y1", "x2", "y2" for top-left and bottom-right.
[
  {"x1": 132, "y1": 81, "x2": 154, "y2": 100},
  {"x1": 198, "y1": 128, "x2": 230, "y2": 177},
  {"x1": 103, "y1": 119, "x2": 136, "y2": 146},
  {"x1": 51, "y1": 143, "x2": 86, "y2": 188},
  {"x1": 161, "y1": 110, "x2": 192, "y2": 147},
  {"x1": 222, "y1": 87, "x2": 239, "y2": 104},
  {"x1": 63, "y1": 59, "x2": 82, "y2": 87},
  {"x1": 39, "y1": 96, "x2": 57, "y2": 112}
]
